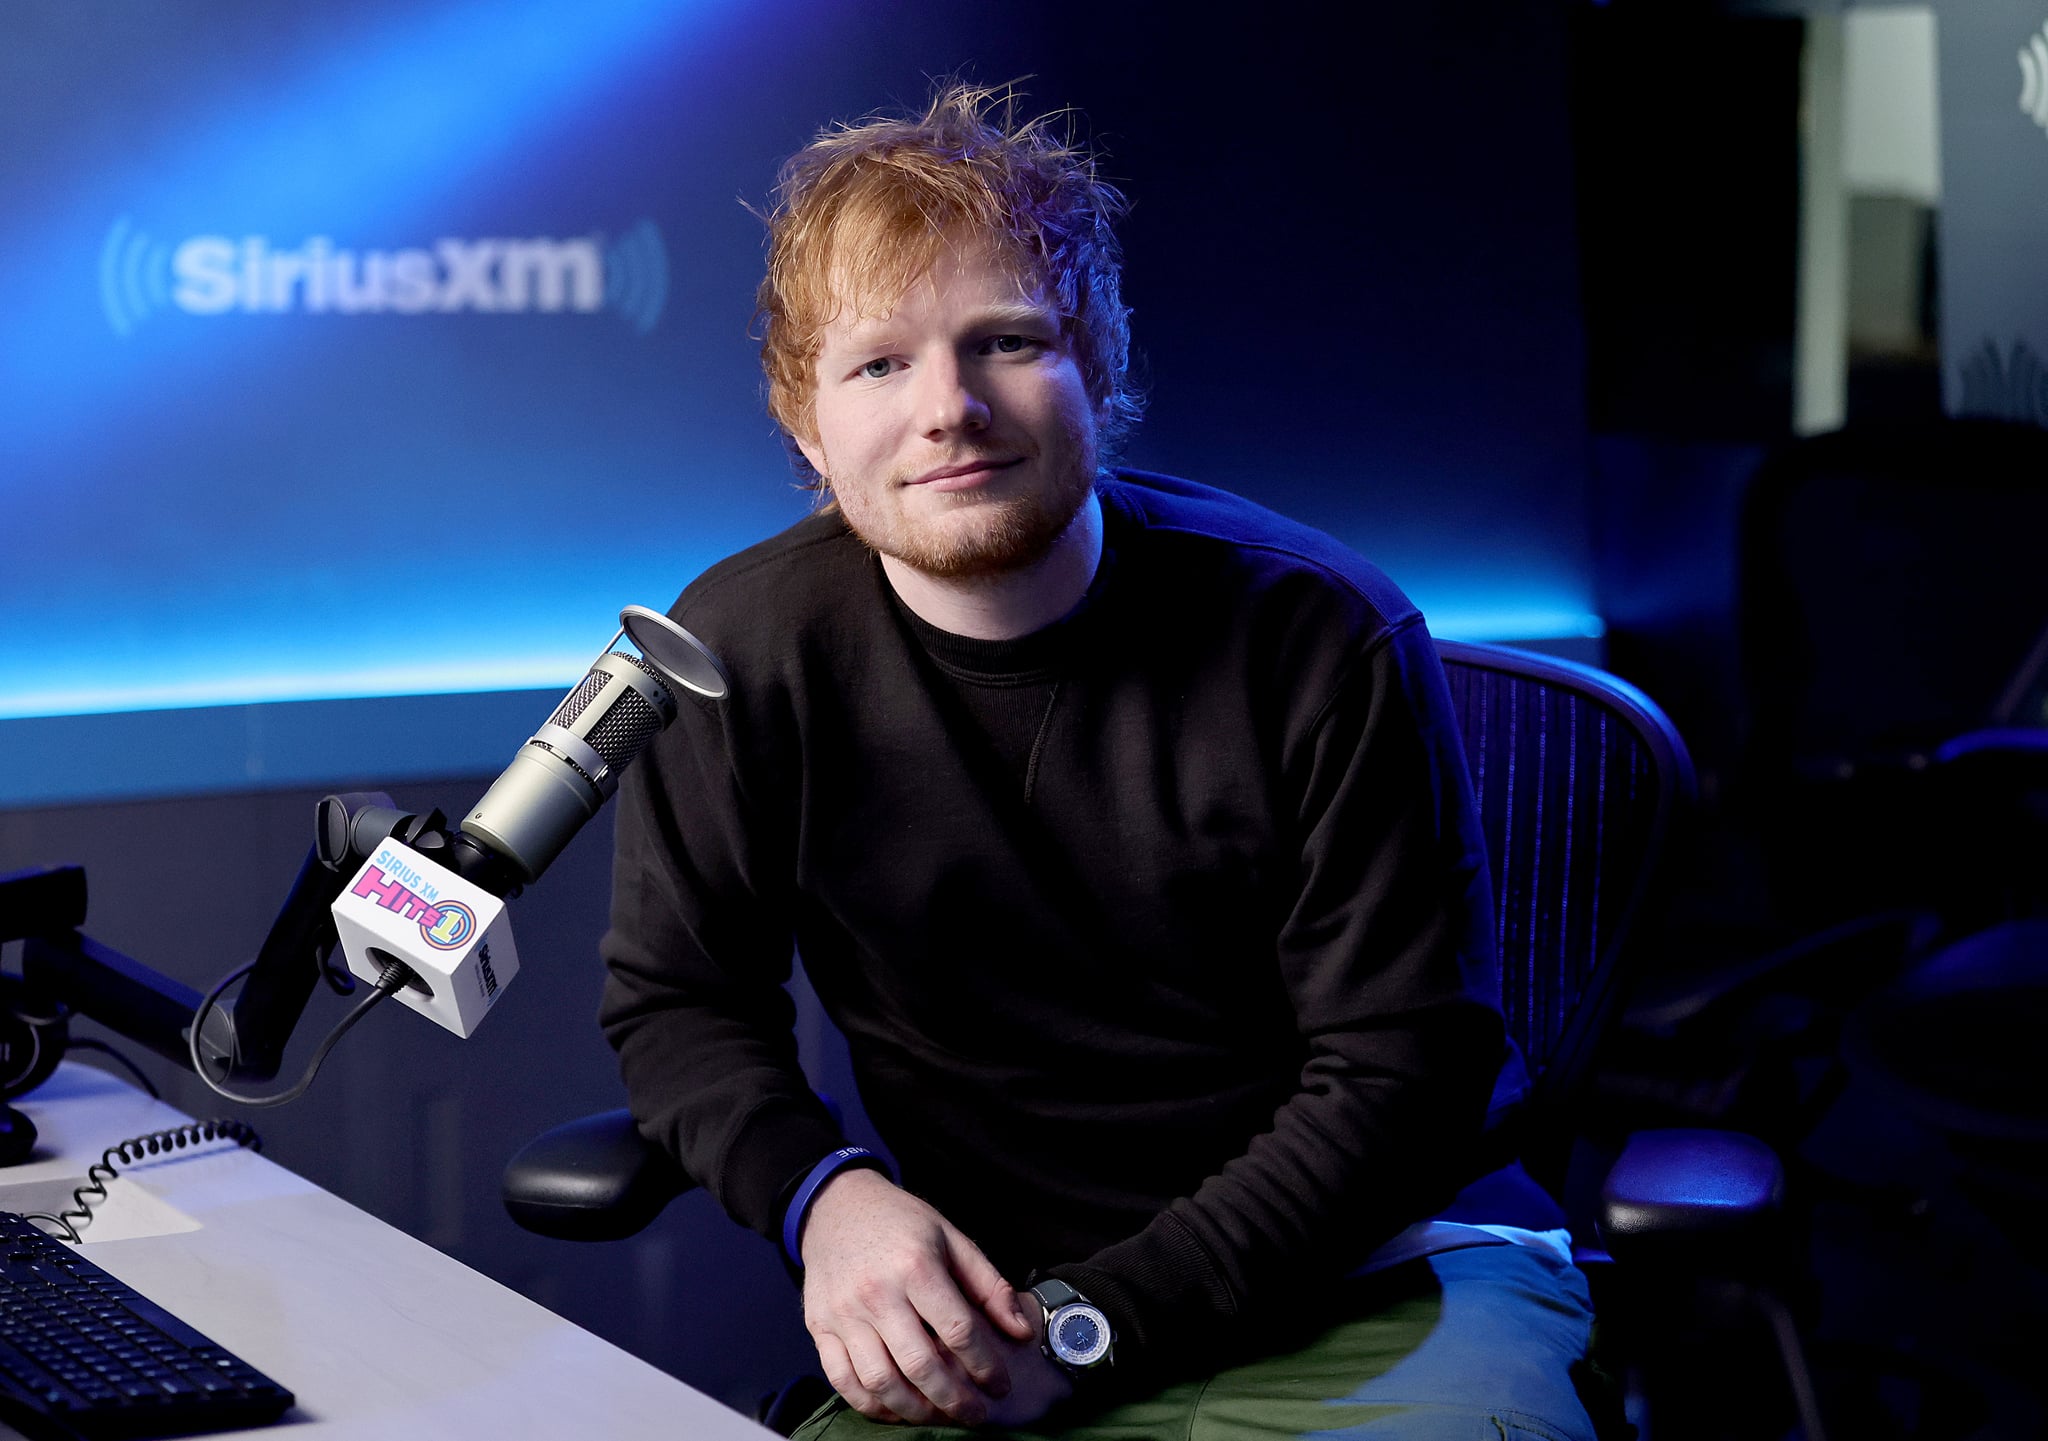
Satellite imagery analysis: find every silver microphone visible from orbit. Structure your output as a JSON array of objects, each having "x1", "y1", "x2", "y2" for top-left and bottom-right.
[{"x1": 460, "y1": 606, "x2": 727, "y2": 885}]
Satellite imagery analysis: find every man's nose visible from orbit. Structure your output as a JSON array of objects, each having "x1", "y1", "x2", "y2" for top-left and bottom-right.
[{"x1": 916, "y1": 352, "x2": 990, "y2": 437}]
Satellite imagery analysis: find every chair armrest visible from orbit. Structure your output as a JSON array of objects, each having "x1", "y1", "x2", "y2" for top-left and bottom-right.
[
  {"x1": 502, "y1": 1108, "x2": 694, "y2": 1242},
  {"x1": 1931, "y1": 726, "x2": 2048, "y2": 770},
  {"x1": 1597, "y1": 1127, "x2": 1784, "y2": 1271}
]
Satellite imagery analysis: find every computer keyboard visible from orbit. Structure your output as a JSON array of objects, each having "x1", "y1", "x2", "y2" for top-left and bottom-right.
[{"x1": 0, "y1": 1211, "x2": 293, "y2": 1440}]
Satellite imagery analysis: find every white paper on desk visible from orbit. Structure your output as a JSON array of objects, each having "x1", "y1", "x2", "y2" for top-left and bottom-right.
[{"x1": 0, "y1": 1177, "x2": 201, "y2": 1243}]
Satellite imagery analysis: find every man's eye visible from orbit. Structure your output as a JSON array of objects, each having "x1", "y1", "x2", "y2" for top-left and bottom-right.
[
  {"x1": 859, "y1": 358, "x2": 894, "y2": 379},
  {"x1": 989, "y1": 335, "x2": 1030, "y2": 354}
]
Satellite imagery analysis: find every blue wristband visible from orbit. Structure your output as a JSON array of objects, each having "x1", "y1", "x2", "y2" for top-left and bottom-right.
[{"x1": 782, "y1": 1146, "x2": 887, "y2": 1267}]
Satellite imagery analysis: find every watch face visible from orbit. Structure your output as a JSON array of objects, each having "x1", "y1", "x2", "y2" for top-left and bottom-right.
[{"x1": 1048, "y1": 1304, "x2": 1112, "y2": 1368}]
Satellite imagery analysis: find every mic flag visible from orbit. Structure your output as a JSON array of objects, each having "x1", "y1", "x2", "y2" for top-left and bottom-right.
[{"x1": 332, "y1": 839, "x2": 521, "y2": 1038}]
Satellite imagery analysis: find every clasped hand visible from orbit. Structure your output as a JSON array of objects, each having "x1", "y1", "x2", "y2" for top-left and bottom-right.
[{"x1": 798, "y1": 1167, "x2": 1075, "y2": 1427}]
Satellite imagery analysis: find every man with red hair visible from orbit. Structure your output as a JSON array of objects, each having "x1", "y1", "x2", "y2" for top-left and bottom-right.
[{"x1": 601, "y1": 84, "x2": 1607, "y2": 1440}]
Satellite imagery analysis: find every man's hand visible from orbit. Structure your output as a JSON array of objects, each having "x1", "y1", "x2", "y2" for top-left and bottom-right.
[
  {"x1": 799, "y1": 1167, "x2": 1036, "y2": 1425},
  {"x1": 977, "y1": 1305, "x2": 1076, "y2": 1430}
]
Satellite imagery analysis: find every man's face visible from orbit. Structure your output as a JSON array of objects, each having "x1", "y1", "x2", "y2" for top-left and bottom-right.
[{"x1": 796, "y1": 243, "x2": 1099, "y2": 580}]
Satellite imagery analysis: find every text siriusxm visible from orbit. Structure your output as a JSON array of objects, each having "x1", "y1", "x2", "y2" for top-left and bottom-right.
[
  {"x1": 174, "y1": 235, "x2": 602, "y2": 314},
  {"x1": 101, "y1": 217, "x2": 669, "y2": 335}
]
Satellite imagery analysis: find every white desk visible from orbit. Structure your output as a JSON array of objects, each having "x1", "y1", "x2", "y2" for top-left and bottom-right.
[{"x1": 1, "y1": 1063, "x2": 773, "y2": 1439}]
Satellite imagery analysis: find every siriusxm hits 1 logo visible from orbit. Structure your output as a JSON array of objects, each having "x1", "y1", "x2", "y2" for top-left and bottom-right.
[
  {"x1": 333, "y1": 837, "x2": 517, "y2": 1036},
  {"x1": 349, "y1": 850, "x2": 496, "y2": 1000}
]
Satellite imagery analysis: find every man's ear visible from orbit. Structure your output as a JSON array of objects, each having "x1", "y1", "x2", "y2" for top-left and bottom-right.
[{"x1": 794, "y1": 430, "x2": 828, "y2": 482}]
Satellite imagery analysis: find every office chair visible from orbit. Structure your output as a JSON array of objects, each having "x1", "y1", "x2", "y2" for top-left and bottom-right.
[
  {"x1": 1588, "y1": 419, "x2": 2048, "y2": 1202},
  {"x1": 1600, "y1": 416, "x2": 2048, "y2": 1230},
  {"x1": 1437, "y1": 643, "x2": 1822, "y2": 1438},
  {"x1": 1432, "y1": 639, "x2": 1692, "y2": 1190},
  {"x1": 1586, "y1": 421, "x2": 2048, "y2": 1439},
  {"x1": 504, "y1": 640, "x2": 1801, "y2": 1435}
]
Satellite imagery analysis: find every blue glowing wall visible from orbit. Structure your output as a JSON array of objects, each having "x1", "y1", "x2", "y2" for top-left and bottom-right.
[
  {"x1": 1, "y1": 0, "x2": 809, "y2": 721},
  {"x1": 0, "y1": 2, "x2": 1592, "y2": 801}
]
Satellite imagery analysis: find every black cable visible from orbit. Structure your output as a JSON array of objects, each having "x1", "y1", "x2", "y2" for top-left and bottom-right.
[
  {"x1": 320, "y1": 951, "x2": 357, "y2": 996},
  {"x1": 62, "y1": 1038, "x2": 162, "y2": 1100},
  {"x1": 21, "y1": 1119, "x2": 262, "y2": 1243},
  {"x1": 186, "y1": 957, "x2": 413, "y2": 1109}
]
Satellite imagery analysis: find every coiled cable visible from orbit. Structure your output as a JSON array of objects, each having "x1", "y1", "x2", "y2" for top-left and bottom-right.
[{"x1": 23, "y1": 1119, "x2": 263, "y2": 1243}]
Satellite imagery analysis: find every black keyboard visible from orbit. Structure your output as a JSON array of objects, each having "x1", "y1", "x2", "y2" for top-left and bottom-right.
[{"x1": 0, "y1": 1212, "x2": 293, "y2": 1440}]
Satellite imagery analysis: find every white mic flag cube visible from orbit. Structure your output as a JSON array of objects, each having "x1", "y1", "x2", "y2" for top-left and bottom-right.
[{"x1": 332, "y1": 840, "x2": 520, "y2": 1038}]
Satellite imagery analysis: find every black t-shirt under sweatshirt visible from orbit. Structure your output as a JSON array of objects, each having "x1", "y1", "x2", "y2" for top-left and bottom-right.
[{"x1": 599, "y1": 471, "x2": 1527, "y2": 1382}]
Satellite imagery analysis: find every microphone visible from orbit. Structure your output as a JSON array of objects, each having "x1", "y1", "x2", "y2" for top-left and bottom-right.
[
  {"x1": 328, "y1": 607, "x2": 727, "y2": 1037},
  {"x1": 460, "y1": 646, "x2": 680, "y2": 888},
  {"x1": 466, "y1": 604, "x2": 729, "y2": 886}
]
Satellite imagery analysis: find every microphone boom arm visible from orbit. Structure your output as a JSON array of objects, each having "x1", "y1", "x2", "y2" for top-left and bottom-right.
[{"x1": 9, "y1": 792, "x2": 474, "y2": 1085}]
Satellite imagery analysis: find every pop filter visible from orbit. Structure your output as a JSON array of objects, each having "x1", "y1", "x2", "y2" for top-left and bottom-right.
[{"x1": 619, "y1": 604, "x2": 728, "y2": 700}]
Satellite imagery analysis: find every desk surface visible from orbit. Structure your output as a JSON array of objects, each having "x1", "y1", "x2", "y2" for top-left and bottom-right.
[{"x1": 2, "y1": 1063, "x2": 772, "y2": 1439}]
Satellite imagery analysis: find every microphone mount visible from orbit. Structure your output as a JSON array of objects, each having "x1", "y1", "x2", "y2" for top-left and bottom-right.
[{"x1": 316, "y1": 798, "x2": 523, "y2": 902}]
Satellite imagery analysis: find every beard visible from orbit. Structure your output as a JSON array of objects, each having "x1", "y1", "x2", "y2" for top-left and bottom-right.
[
  {"x1": 881, "y1": 465, "x2": 1096, "y2": 580},
  {"x1": 839, "y1": 421, "x2": 1100, "y2": 582}
]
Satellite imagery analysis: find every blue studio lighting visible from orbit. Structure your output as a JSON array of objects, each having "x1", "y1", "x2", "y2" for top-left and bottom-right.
[
  {"x1": 0, "y1": 0, "x2": 781, "y2": 745},
  {"x1": 1, "y1": 0, "x2": 727, "y2": 436},
  {"x1": 0, "y1": 0, "x2": 1607, "y2": 807}
]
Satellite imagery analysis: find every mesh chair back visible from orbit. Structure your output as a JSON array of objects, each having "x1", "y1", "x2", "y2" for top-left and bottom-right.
[{"x1": 1436, "y1": 641, "x2": 1695, "y2": 1121}]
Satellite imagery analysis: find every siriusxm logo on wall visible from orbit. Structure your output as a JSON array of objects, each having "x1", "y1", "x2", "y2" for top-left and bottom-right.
[
  {"x1": 0, "y1": 0, "x2": 838, "y2": 782},
  {"x1": 99, "y1": 216, "x2": 670, "y2": 336}
]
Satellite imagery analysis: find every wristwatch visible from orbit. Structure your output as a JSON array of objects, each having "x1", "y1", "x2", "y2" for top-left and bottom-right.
[{"x1": 1029, "y1": 1278, "x2": 1115, "y2": 1378}]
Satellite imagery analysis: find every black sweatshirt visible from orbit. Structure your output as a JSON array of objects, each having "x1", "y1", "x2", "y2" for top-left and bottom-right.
[{"x1": 599, "y1": 471, "x2": 1517, "y2": 1382}]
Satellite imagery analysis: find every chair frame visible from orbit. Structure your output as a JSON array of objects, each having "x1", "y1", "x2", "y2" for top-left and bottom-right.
[{"x1": 1435, "y1": 639, "x2": 1696, "y2": 1181}]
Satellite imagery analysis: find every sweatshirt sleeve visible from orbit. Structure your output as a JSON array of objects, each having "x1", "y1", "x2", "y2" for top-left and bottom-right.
[
  {"x1": 597, "y1": 686, "x2": 846, "y2": 1240},
  {"x1": 1046, "y1": 618, "x2": 1505, "y2": 1382}
]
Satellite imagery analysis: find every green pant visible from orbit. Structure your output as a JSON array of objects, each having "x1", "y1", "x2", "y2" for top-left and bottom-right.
[{"x1": 792, "y1": 1243, "x2": 1604, "y2": 1441}]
